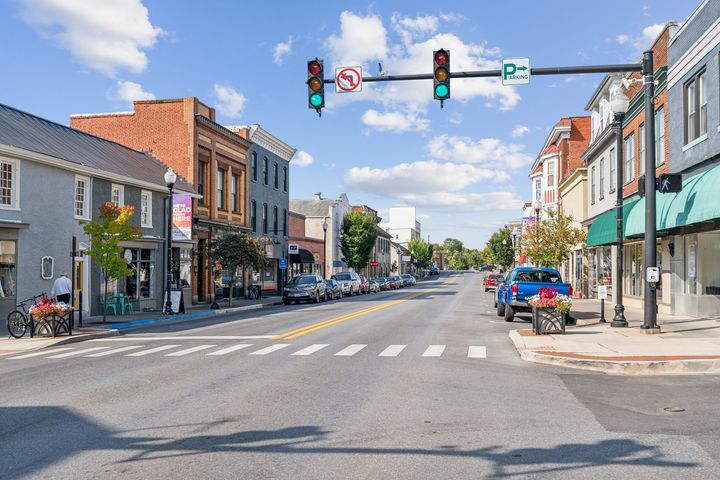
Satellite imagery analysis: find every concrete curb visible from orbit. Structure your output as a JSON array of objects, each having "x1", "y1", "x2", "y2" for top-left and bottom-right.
[
  {"x1": 508, "y1": 329, "x2": 720, "y2": 376},
  {"x1": 0, "y1": 329, "x2": 120, "y2": 355}
]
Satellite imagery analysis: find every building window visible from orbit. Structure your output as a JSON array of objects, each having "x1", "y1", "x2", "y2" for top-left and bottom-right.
[
  {"x1": 655, "y1": 107, "x2": 665, "y2": 166},
  {"x1": 609, "y1": 148, "x2": 616, "y2": 193},
  {"x1": 74, "y1": 175, "x2": 91, "y2": 220},
  {"x1": 125, "y1": 248, "x2": 156, "y2": 300},
  {"x1": 262, "y1": 203, "x2": 268, "y2": 234},
  {"x1": 251, "y1": 152, "x2": 257, "y2": 182},
  {"x1": 283, "y1": 208, "x2": 287, "y2": 236},
  {"x1": 0, "y1": 240, "x2": 16, "y2": 297},
  {"x1": 534, "y1": 178, "x2": 541, "y2": 201},
  {"x1": 197, "y1": 161, "x2": 207, "y2": 205},
  {"x1": 590, "y1": 166, "x2": 596, "y2": 205},
  {"x1": 546, "y1": 160, "x2": 555, "y2": 188},
  {"x1": 624, "y1": 133, "x2": 635, "y2": 183},
  {"x1": 251, "y1": 200, "x2": 257, "y2": 232},
  {"x1": 231, "y1": 174, "x2": 238, "y2": 212},
  {"x1": 111, "y1": 184, "x2": 124, "y2": 207},
  {"x1": 638, "y1": 123, "x2": 645, "y2": 177},
  {"x1": 140, "y1": 190, "x2": 152, "y2": 227},
  {"x1": 273, "y1": 162, "x2": 279, "y2": 189},
  {"x1": 217, "y1": 170, "x2": 226, "y2": 210},
  {"x1": 685, "y1": 70, "x2": 706, "y2": 144},
  {"x1": 273, "y1": 205, "x2": 278, "y2": 235},
  {"x1": 283, "y1": 166, "x2": 288, "y2": 192},
  {"x1": 263, "y1": 157, "x2": 268, "y2": 185},
  {"x1": 599, "y1": 159, "x2": 605, "y2": 200},
  {"x1": 0, "y1": 159, "x2": 19, "y2": 209}
]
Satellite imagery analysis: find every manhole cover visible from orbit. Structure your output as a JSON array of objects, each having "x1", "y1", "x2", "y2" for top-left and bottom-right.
[{"x1": 661, "y1": 407, "x2": 686, "y2": 413}]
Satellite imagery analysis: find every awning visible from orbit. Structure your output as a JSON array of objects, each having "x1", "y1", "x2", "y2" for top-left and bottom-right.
[
  {"x1": 625, "y1": 163, "x2": 720, "y2": 237},
  {"x1": 586, "y1": 199, "x2": 641, "y2": 247},
  {"x1": 289, "y1": 248, "x2": 315, "y2": 264}
]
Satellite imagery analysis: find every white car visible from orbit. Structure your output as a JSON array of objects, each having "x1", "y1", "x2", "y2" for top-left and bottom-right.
[{"x1": 332, "y1": 272, "x2": 361, "y2": 296}]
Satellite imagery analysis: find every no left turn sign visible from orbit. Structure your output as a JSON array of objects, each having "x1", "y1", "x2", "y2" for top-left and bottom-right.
[{"x1": 335, "y1": 66, "x2": 362, "y2": 93}]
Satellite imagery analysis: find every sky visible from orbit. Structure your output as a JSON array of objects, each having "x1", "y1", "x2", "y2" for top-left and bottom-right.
[{"x1": 0, "y1": 0, "x2": 698, "y2": 249}]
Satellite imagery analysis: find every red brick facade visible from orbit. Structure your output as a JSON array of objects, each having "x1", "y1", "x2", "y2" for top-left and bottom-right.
[
  {"x1": 560, "y1": 117, "x2": 591, "y2": 186},
  {"x1": 288, "y1": 211, "x2": 324, "y2": 268}
]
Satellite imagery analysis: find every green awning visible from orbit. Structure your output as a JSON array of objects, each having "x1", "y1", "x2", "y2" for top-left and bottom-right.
[
  {"x1": 586, "y1": 199, "x2": 641, "y2": 247},
  {"x1": 625, "y1": 163, "x2": 720, "y2": 237}
]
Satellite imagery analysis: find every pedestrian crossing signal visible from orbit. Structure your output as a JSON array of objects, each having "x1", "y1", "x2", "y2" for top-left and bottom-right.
[
  {"x1": 307, "y1": 59, "x2": 325, "y2": 116},
  {"x1": 433, "y1": 49, "x2": 450, "y2": 107}
]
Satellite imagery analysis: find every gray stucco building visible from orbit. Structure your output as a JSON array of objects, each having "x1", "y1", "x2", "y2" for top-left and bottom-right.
[{"x1": 0, "y1": 103, "x2": 195, "y2": 331}]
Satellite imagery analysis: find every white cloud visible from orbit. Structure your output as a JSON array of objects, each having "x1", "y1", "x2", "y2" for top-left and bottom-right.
[
  {"x1": 114, "y1": 80, "x2": 155, "y2": 105},
  {"x1": 448, "y1": 113, "x2": 463, "y2": 125},
  {"x1": 273, "y1": 36, "x2": 293, "y2": 65},
  {"x1": 293, "y1": 150, "x2": 314, "y2": 167},
  {"x1": 391, "y1": 13, "x2": 439, "y2": 46},
  {"x1": 439, "y1": 12, "x2": 467, "y2": 23},
  {"x1": 19, "y1": 0, "x2": 164, "y2": 77},
  {"x1": 361, "y1": 109, "x2": 430, "y2": 132},
  {"x1": 511, "y1": 125, "x2": 530, "y2": 138},
  {"x1": 616, "y1": 23, "x2": 665, "y2": 54},
  {"x1": 426, "y1": 134, "x2": 533, "y2": 169},
  {"x1": 213, "y1": 84, "x2": 246, "y2": 118},
  {"x1": 616, "y1": 34, "x2": 629, "y2": 45},
  {"x1": 326, "y1": 11, "x2": 388, "y2": 67},
  {"x1": 400, "y1": 191, "x2": 521, "y2": 212}
]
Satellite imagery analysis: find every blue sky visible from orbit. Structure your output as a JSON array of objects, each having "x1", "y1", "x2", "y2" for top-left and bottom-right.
[{"x1": 0, "y1": 0, "x2": 696, "y2": 249}]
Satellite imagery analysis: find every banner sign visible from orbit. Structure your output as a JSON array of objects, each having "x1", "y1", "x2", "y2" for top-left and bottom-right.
[{"x1": 172, "y1": 194, "x2": 193, "y2": 241}]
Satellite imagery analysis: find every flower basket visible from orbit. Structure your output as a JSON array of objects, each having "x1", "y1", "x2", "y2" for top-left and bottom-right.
[
  {"x1": 527, "y1": 288, "x2": 571, "y2": 335},
  {"x1": 30, "y1": 299, "x2": 73, "y2": 337}
]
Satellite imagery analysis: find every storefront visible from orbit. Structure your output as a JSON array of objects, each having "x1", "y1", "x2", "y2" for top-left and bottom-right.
[
  {"x1": 289, "y1": 248, "x2": 321, "y2": 277},
  {"x1": 0, "y1": 236, "x2": 18, "y2": 329}
]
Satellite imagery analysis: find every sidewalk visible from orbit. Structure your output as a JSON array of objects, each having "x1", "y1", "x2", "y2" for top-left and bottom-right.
[
  {"x1": 0, "y1": 296, "x2": 283, "y2": 356},
  {"x1": 509, "y1": 298, "x2": 720, "y2": 375}
]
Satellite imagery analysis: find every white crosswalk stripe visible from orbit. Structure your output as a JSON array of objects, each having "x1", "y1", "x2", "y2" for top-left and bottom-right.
[
  {"x1": 422, "y1": 345, "x2": 446, "y2": 357},
  {"x1": 46, "y1": 347, "x2": 108, "y2": 358},
  {"x1": 378, "y1": 345, "x2": 406, "y2": 357},
  {"x1": 334, "y1": 344, "x2": 367, "y2": 356},
  {"x1": 165, "y1": 345, "x2": 216, "y2": 357},
  {"x1": 126, "y1": 345, "x2": 181, "y2": 356},
  {"x1": 207, "y1": 344, "x2": 254, "y2": 356},
  {"x1": 85, "y1": 346, "x2": 143, "y2": 357},
  {"x1": 249, "y1": 344, "x2": 291, "y2": 355},
  {"x1": 7, "y1": 347, "x2": 73, "y2": 359},
  {"x1": 291, "y1": 344, "x2": 329, "y2": 356},
  {"x1": 468, "y1": 346, "x2": 487, "y2": 358}
]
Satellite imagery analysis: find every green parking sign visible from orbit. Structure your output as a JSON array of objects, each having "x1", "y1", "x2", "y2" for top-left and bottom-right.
[{"x1": 502, "y1": 58, "x2": 530, "y2": 86}]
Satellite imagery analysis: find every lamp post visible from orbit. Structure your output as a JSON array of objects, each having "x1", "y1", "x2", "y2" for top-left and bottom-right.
[
  {"x1": 533, "y1": 200, "x2": 542, "y2": 267},
  {"x1": 610, "y1": 78, "x2": 629, "y2": 328},
  {"x1": 163, "y1": 167, "x2": 177, "y2": 315},
  {"x1": 322, "y1": 218, "x2": 328, "y2": 279},
  {"x1": 511, "y1": 226, "x2": 521, "y2": 268}
]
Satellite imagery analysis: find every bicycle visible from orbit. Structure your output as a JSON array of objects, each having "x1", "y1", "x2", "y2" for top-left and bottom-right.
[{"x1": 6, "y1": 293, "x2": 47, "y2": 339}]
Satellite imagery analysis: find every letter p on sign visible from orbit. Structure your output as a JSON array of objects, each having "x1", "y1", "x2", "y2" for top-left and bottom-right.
[{"x1": 502, "y1": 58, "x2": 530, "y2": 86}]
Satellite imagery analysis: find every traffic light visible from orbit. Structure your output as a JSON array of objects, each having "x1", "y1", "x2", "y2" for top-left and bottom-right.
[
  {"x1": 433, "y1": 49, "x2": 450, "y2": 107},
  {"x1": 307, "y1": 59, "x2": 325, "y2": 116}
]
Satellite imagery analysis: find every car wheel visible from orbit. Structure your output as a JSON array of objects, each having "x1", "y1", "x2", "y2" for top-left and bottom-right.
[
  {"x1": 504, "y1": 305, "x2": 515, "y2": 322},
  {"x1": 313, "y1": 292, "x2": 320, "y2": 303},
  {"x1": 324, "y1": 292, "x2": 328, "y2": 302},
  {"x1": 284, "y1": 300, "x2": 290, "y2": 305},
  {"x1": 496, "y1": 302, "x2": 505, "y2": 317},
  {"x1": 484, "y1": 288, "x2": 488, "y2": 292}
]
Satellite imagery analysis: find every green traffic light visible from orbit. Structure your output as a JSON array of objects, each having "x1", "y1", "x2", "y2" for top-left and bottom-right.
[
  {"x1": 435, "y1": 84, "x2": 449, "y2": 98},
  {"x1": 309, "y1": 93, "x2": 323, "y2": 107}
]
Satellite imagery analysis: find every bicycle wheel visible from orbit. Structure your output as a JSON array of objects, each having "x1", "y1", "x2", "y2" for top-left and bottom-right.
[{"x1": 7, "y1": 311, "x2": 29, "y2": 339}]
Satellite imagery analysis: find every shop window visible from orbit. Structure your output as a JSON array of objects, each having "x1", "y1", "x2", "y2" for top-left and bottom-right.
[
  {"x1": 251, "y1": 152, "x2": 258, "y2": 182},
  {"x1": 624, "y1": 243, "x2": 644, "y2": 297},
  {"x1": 685, "y1": 234, "x2": 697, "y2": 295},
  {"x1": 262, "y1": 203, "x2": 268, "y2": 234},
  {"x1": 74, "y1": 175, "x2": 91, "y2": 220},
  {"x1": 684, "y1": 70, "x2": 706, "y2": 144},
  {"x1": 590, "y1": 166, "x2": 596, "y2": 205},
  {"x1": 273, "y1": 162, "x2": 279, "y2": 189},
  {"x1": 638, "y1": 123, "x2": 645, "y2": 177},
  {"x1": 231, "y1": 174, "x2": 238, "y2": 212},
  {"x1": 125, "y1": 248, "x2": 156, "y2": 300},
  {"x1": 251, "y1": 200, "x2": 257, "y2": 232},
  {"x1": 0, "y1": 240, "x2": 17, "y2": 297},
  {"x1": 283, "y1": 208, "x2": 287, "y2": 236},
  {"x1": 273, "y1": 205, "x2": 278, "y2": 235},
  {"x1": 217, "y1": 170, "x2": 226, "y2": 210},
  {"x1": 624, "y1": 133, "x2": 635, "y2": 183},
  {"x1": 698, "y1": 232, "x2": 720, "y2": 295},
  {"x1": 197, "y1": 161, "x2": 207, "y2": 205},
  {"x1": 655, "y1": 107, "x2": 665, "y2": 166},
  {"x1": 0, "y1": 159, "x2": 19, "y2": 209},
  {"x1": 283, "y1": 166, "x2": 288, "y2": 192},
  {"x1": 263, "y1": 157, "x2": 268, "y2": 185}
]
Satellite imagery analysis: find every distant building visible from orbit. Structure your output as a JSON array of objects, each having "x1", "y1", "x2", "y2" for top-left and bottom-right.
[
  {"x1": 287, "y1": 211, "x2": 324, "y2": 277},
  {"x1": 381, "y1": 206, "x2": 421, "y2": 247}
]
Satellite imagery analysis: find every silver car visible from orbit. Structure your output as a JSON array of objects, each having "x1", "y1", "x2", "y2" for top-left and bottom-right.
[{"x1": 332, "y1": 272, "x2": 361, "y2": 296}]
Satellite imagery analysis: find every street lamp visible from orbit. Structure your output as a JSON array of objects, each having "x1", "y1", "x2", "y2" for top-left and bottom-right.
[
  {"x1": 163, "y1": 167, "x2": 177, "y2": 315},
  {"x1": 511, "y1": 226, "x2": 521, "y2": 268},
  {"x1": 322, "y1": 218, "x2": 328, "y2": 279},
  {"x1": 610, "y1": 78, "x2": 629, "y2": 328},
  {"x1": 533, "y1": 200, "x2": 542, "y2": 224}
]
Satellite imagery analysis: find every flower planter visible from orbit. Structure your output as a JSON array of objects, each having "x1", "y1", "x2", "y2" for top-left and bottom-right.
[
  {"x1": 31, "y1": 312, "x2": 72, "y2": 338},
  {"x1": 532, "y1": 307, "x2": 566, "y2": 335}
]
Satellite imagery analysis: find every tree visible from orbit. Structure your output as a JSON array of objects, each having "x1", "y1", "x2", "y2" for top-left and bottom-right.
[
  {"x1": 82, "y1": 202, "x2": 141, "y2": 323},
  {"x1": 408, "y1": 238, "x2": 432, "y2": 269},
  {"x1": 340, "y1": 211, "x2": 378, "y2": 270},
  {"x1": 441, "y1": 238, "x2": 464, "y2": 269},
  {"x1": 390, "y1": 261, "x2": 398, "y2": 274},
  {"x1": 480, "y1": 246, "x2": 494, "y2": 266},
  {"x1": 486, "y1": 227, "x2": 514, "y2": 269},
  {"x1": 209, "y1": 231, "x2": 267, "y2": 306},
  {"x1": 521, "y1": 209, "x2": 586, "y2": 268}
]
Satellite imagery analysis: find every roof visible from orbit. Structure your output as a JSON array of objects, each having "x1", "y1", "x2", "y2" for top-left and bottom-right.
[
  {"x1": 226, "y1": 124, "x2": 296, "y2": 161},
  {"x1": 290, "y1": 199, "x2": 335, "y2": 217},
  {"x1": 542, "y1": 144, "x2": 559, "y2": 156},
  {"x1": 0, "y1": 102, "x2": 194, "y2": 193},
  {"x1": 195, "y1": 115, "x2": 251, "y2": 148}
]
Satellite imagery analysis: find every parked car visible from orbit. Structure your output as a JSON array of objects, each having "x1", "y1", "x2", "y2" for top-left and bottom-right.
[
  {"x1": 376, "y1": 277, "x2": 391, "y2": 290},
  {"x1": 496, "y1": 267, "x2": 572, "y2": 322},
  {"x1": 483, "y1": 274, "x2": 504, "y2": 292},
  {"x1": 369, "y1": 279, "x2": 381, "y2": 293},
  {"x1": 359, "y1": 274, "x2": 370, "y2": 294},
  {"x1": 284, "y1": 274, "x2": 327, "y2": 304},
  {"x1": 324, "y1": 279, "x2": 342, "y2": 300},
  {"x1": 400, "y1": 274, "x2": 416, "y2": 286},
  {"x1": 332, "y1": 271, "x2": 361, "y2": 296},
  {"x1": 390, "y1": 276, "x2": 403, "y2": 289},
  {"x1": 429, "y1": 267, "x2": 439, "y2": 275}
]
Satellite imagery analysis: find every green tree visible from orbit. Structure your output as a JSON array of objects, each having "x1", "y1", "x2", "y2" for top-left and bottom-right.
[
  {"x1": 441, "y1": 238, "x2": 464, "y2": 269},
  {"x1": 340, "y1": 211, "x2": 378, "y2": 270},
  {"x1": 521, "y1": 209, "x2": 586, "y2": 268},
  {"x1": 408, "y1": 238, "x2": 433, "y2": 269},
  {"x1": 82, "y1": 202, "x2": 141, "y2": 323},
  {"x1": 486, "y1": 227, "x2": 514, "y2": 269},
  {"x1": 209, "y1": 231, "x2": 267, "y2": 306},
  {"x1": 480, "y1": 246, "x2": 494, "y2": 266}
]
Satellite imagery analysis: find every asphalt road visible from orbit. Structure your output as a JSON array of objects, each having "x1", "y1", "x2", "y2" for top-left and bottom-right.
[{"x1": 2, "y1": 271, "x2": 719, "y2": 479}]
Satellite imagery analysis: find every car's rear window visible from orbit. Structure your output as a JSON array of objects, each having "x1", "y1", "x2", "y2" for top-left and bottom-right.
[
  {"x1": 490, "y1": 275, "x2": 504, "y2": 281},
  {"x1": 514, "y1": 271, "x2": 560, "y2": 283},
  {"x1": 335, "y1": 273, "x2": 351, "y2": 281}
]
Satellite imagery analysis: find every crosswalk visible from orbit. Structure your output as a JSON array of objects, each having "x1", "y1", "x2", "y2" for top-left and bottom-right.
[{"x1": 4, "y1": 343, "x2": 489, "y2": 361}]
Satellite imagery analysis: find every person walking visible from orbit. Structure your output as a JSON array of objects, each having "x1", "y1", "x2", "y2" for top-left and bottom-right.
[{"x1": 51, "y1": 271, "x2": 72, "y2": 304}]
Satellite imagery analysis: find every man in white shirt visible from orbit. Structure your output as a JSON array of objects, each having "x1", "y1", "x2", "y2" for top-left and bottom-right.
[{"x1": 51, "y1": 272, "x2": 72, "y2": 304}]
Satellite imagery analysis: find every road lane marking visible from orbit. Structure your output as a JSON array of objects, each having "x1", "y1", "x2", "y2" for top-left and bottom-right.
[
  {"x1": 126, "y1": 345, "x2": 182, "y2": 356},
  {"x1": 46, "y1": 347, "x2": 109, "y2": 358},
  {"x1": 291, "y1": 344, "x2": 329, "y2": 356},
  {"x1": 422, "y1": 345, "x2": 446, "y2": 357},
  {"x1": 249, "y1": 344, "x2": 291, "y2": 355},
  {"x1": 165, "y1": 345, "x2": 216, "y2": 356},
  {"x1": 379, "y1": 345, "x2": 406, "y2": 357},
  {"x1": 468, "y1": 346, "x2": 487, "y2": 358},
  {"x1": 334, "y1": 344, "x2": 367, "y2": 356},
  {"x1": 85, "y1": 346, "x2": 143, "y2": 357},
  {"x1": 207, "y1": 344, "x2": 254, "y2": 356},
  {"x1": 7, "y1": 347, "x2": 73, "y2": 359},
  {"x1": 90, "y1": 335, "x2": 274, "y2": 341}
]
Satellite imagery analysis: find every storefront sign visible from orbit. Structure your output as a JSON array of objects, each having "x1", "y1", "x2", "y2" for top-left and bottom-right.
[
  {"x1": 688, "y1": 243, "x2": 696, "y2": 278},
  {"x1": 597, "y1": 285, "x2": 607, "y2": 300},
  {"x1": 172, "y1": 194, "x2": 193, "y2": 241},
  {"x1": 288, "y1": 244, "x2": 299, "y2": 255},
  {"x1": 401, "y1": 255, "x2": 411, "y2": 262},
  {"x1": 370, "y1": 261, "x2": 379, "y2": 267}
]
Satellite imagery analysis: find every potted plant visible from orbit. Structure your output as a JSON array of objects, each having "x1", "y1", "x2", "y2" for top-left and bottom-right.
[
  {"x1": 29, "y1": 297, "x2": 72, "y2": 337},
  {"x1": 527, "y1": 287, "x2": 572, "y2": 334}
]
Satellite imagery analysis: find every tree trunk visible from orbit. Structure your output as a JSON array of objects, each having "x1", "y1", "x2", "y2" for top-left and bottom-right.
[{"x1": 102, "y1": 272, "x2": 108, "y2": 324}]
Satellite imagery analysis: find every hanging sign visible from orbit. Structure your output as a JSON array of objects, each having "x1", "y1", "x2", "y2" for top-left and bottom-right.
[{"x1": 172, "y1": 194, "x2": 193, "y2": 241}]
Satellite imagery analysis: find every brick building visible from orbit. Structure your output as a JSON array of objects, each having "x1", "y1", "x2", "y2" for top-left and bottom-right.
[
  {"x1": 70, "y1": 98, "x2": 250, "y2": 304},
  {"x1": 288, "y1": 211, "x2": 324, "y2": 277}
]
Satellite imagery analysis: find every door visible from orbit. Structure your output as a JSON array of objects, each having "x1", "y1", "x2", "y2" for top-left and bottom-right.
[
  {"x1": 73, "y1": 258, "x2": 84, "y2": 310},
  {"x1": 197, "y1": 239, "x2": 205, "y2": 301}
]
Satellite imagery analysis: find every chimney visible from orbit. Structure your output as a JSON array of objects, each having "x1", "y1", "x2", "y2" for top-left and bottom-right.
[{"x1": 314, "y1": 192, "x2": 323, "y2": 201}]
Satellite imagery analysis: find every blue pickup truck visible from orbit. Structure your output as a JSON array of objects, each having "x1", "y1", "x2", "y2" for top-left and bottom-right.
[{"x1": 495, "y1": 267, "x2": 572, "y2": 322}]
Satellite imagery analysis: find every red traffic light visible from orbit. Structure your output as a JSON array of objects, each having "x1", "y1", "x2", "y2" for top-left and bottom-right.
[
  {"x1": 434, "y1": 50, "x2": 448, "y2": 66},
  {"x1": 308, "y1": 60, "x2": 322, "y2": 75}
]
